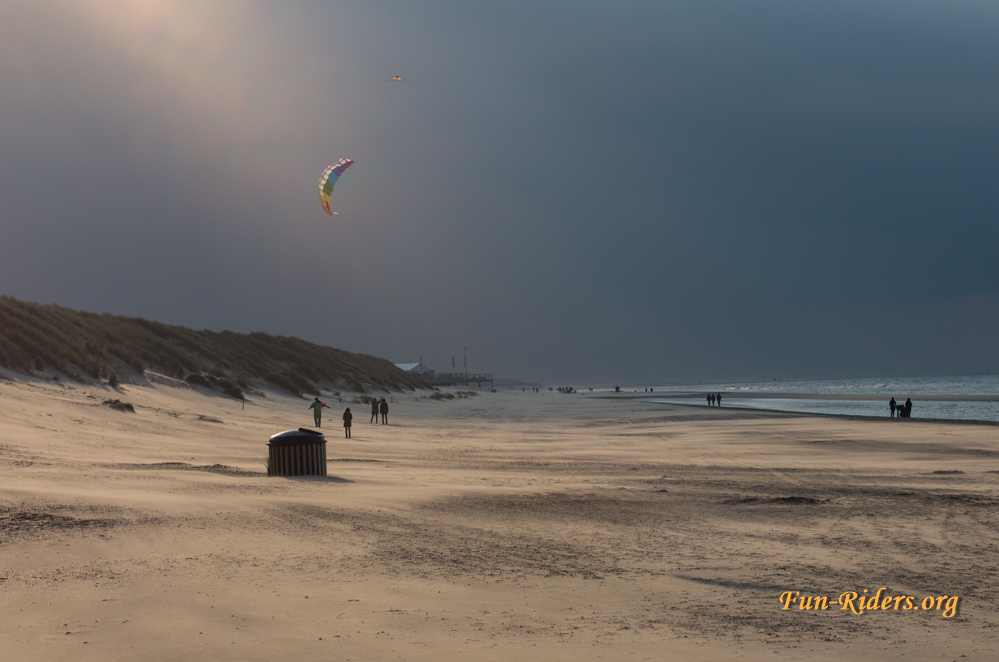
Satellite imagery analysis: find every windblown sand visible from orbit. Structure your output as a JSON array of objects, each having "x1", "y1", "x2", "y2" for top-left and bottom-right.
[{"x1": 2, "y1": 374, "x2": 998, "y2": 660}]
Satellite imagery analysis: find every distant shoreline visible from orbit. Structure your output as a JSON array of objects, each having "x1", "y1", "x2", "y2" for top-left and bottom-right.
[
  {"x1": 597, "y1": 392, "x2": 999, "y2": 402},
  {"x1": 615, "y1": 396, "x2": 999, "y2": 426}
]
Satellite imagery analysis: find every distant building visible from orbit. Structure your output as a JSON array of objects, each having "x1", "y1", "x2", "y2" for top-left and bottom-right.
[
  {"x1": 394, "y1": 362, "x2": 435, "y2": 377},
  {"x1": 396, "y1": 360, "x2": 492, "y2": 388}
]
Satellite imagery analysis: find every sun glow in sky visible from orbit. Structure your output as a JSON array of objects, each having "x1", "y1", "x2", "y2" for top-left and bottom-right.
[{"x1": 64, "y1": 0, "x2": 324, "y2": 188}]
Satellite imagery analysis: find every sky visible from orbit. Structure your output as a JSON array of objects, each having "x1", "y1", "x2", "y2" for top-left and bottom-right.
[{"x1": 1, "y1": 0, "x2": 998, "y2": 385}]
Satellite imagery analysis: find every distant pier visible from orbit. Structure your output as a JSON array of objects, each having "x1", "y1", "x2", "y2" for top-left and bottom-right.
[{"x1": 426, "y1": 372, "x2": 494, "y2": 388}]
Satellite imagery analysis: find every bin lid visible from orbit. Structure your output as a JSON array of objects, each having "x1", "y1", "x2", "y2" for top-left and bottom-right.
[{"x1": 268, "y1": 428, "x2": 327, "y2": 445}]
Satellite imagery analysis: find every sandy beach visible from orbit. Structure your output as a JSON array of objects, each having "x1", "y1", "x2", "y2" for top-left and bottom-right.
[{"x1": 2, "y1": 373, "x2": 998, "y2": 661}]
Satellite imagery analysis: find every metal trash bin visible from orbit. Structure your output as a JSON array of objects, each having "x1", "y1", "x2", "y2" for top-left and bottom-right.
[{"x1": 267, "y1": 428, "x2": 327, "y2": 477}]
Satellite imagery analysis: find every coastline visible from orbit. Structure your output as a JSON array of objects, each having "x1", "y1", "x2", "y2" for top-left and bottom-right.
[
  {"x1": 599, "y1": 392, "x2": 999, "y2": 402},
  {"x1": 636, "y1": 399, "x2": 999, "y2": 426}
]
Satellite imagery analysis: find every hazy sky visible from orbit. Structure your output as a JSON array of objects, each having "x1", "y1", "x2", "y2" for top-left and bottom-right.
[{"x1": 2, "y1": 0, "x2": 998, "y2": 384}]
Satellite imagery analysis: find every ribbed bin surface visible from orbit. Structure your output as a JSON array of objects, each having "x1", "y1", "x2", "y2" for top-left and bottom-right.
[{"x1": 267, "y1": 428, "x2": 327, "y2": 477}]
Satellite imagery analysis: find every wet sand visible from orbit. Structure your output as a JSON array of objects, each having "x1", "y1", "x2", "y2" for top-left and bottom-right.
[
  {"x1": 631, "y1": 392, "x2": 999, "y2": 402},
  {"x1": 2, "y1": 373, "x2": 998, "y2": 660}
]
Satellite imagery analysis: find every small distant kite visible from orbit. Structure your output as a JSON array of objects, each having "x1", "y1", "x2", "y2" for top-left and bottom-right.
[
  {"x1": 386, "y1": 76, "x2": 409, "y2": 82},
  {"x1": 318, "y1": 158, "x2": 354, "y2": 216}
]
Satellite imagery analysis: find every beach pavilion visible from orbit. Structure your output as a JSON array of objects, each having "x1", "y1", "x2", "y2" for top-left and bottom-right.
[{"x1": 394, "y1": 361, "x2": 435, "y2": 377}]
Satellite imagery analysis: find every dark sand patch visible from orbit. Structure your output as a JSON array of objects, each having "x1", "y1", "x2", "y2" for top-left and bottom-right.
[
  {"x1": 0, "y1": 507, "x2": 123, "y2": 538},
  {"x1": 113, "y1": 462, "x2": 262, "y2": 477}
]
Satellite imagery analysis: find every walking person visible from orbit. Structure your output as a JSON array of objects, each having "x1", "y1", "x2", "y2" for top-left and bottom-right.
[
  {"x1": 370, "y1": 397, "x2": 379, "y2": 424},
  {"x1": 379, "y1": 397, "x2": 389, "y2": 424},
  {"x1": 716, "y1": 393, "x2": 722, "y2": 407},
  {"x1": 905, "y1": 398, "x2": 913, "y2": 418},
  {"x1": 309, "y1": 397, "x2": 328, "y2": 428},
  {"x1": 707, "y1": 393, "x2": 713, "y2": 407},
  {"x1": 342, "y1": 407, "x2": 352, "y2": 438},
  {"x1": 889, "y1": 397, "x2": 896, "y2": 418}
]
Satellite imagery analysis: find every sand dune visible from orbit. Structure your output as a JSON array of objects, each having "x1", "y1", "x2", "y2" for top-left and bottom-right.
[{"x1": 2, "y1": 373, "x2": 997, "y2": 660}]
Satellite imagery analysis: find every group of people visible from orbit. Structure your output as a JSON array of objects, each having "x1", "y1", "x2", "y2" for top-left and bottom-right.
[
  {"x1": 555, "y1": 386, "x2": 576, "y2": 394},
  {"x1": 309, "y1": 396, "x2": 390, "y2": 438},
  {"x1": 706, "y1": 393, "x2": 722, "y2": 406},
  {"x1": 889, "y1": 397, "x2": 913, "y2": 418}
]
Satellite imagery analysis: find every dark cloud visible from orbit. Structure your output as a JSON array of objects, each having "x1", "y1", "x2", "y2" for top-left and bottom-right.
[{"x1": 1, "y1": 1, "x2": 997, "y2": 383}]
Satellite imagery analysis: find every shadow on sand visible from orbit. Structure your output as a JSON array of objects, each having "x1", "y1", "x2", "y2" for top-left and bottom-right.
[
  {"x1": 673, "y1": 574, "x2": 792, "y2": 592},
  {"x1": 283, "y1": 475, "x2": 354, "y2": 484}
]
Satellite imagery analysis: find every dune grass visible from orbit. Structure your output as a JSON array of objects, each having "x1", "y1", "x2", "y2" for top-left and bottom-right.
[
  {"x1": 0, "y1": 295, "x2": 429, "y2": 396},
  {"x1": 185, "y1": 372, "x2": 245, "y2": 400},
  {"x1": 424, "y1": 390, "x2": 480, "y2": 402}
]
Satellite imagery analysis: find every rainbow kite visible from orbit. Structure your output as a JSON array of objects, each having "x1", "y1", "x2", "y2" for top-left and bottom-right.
[{"x1": 318, "y1": 158, "x2": 354, "y2": 216}]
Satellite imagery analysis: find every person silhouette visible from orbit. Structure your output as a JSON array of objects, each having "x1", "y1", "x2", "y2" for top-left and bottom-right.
[
  {"x1": 342, "y1": 407, "x2": 352, "y2": 438},
  {"x1": 889, "y1": 397, "x2": 896, "y2": 418},
  {"x1": 905, "y1": 398, "x2": 912, "y2": 418},
  {"x1": 707, "y1": 393, "x2": 713, "y2": 407},
  {"x1": 716, "y1": 393, "x2": 722, "y2": 407}
]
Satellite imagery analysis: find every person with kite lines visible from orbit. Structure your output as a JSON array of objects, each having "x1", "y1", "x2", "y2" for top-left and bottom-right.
[{"x1": 309, "y1": 397, "x2": 329, "y2": 428}]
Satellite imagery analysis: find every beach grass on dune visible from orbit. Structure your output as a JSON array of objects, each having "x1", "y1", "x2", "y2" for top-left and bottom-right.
[{"x1": 0, "y1": 295, "x2": 428, "y2": 396}]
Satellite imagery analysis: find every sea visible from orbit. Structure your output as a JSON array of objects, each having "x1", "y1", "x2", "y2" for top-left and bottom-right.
[{"x1": 595, "y1": 375, "x2": 999, "y2": 423}]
